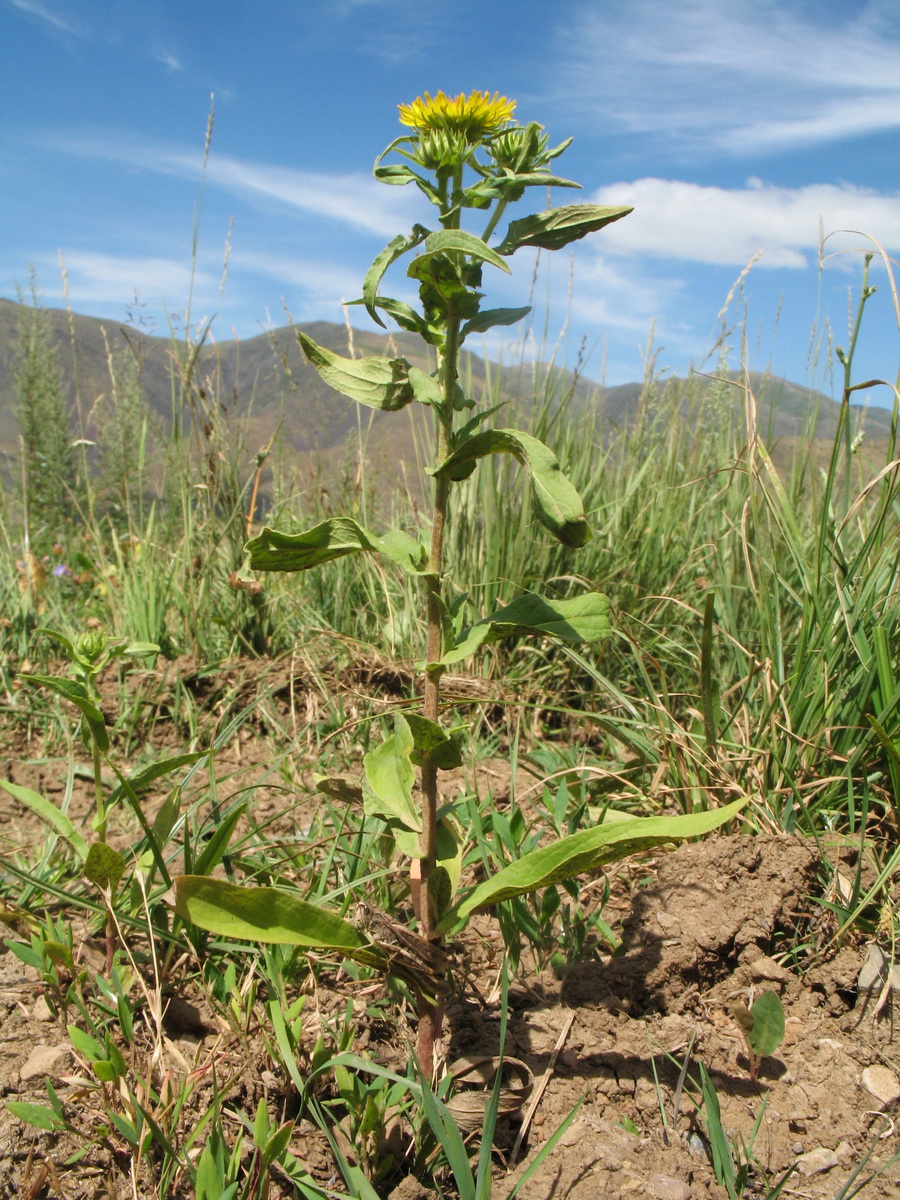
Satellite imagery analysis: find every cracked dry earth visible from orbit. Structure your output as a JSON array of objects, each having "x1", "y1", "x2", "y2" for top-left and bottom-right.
[{"x1": 1, "y1": 829, "x2": 899, "y2": 1199}]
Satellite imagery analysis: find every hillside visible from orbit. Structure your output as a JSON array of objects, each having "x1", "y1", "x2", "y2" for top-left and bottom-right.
[{"x1": 0, "y1": 298, "x2": 893, "y2": 484}]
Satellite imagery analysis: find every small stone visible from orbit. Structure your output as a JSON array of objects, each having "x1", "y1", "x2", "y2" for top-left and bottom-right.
[
  {"x1": 19, "y1": 1044, "x2": 70, "y2": 1082},
  {"x1": 750, "y1": 955, "x2": 791, "y2": 983},
  {"x1": 861, "y1": 1065, "x2": 900, "y2": 1105},
  {"x1": 796, "y1": 1147, "x2": 839, "y2": 1176},
  {"x1": 687, "y1": 1134, "x2": 706, "y2": 1156},
  {"x1": 858, "y1": 944, "x2": 888, "y2": 991},
  {"x1": 836, "y1": 1141, "x2": 853, "y2": 1159},
  {"x1": 792, "y1": 1142, "x2": 804, "y2": 1155},
  {"x1": 648, "y1": 1173, "x2": 692, "y2": 1200},
  {"x1": 31, "y1": 996, "x2": 53, "y2": 1022}
]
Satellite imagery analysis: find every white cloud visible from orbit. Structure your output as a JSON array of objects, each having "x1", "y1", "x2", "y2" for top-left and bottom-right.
[
  {"x1": 588, "y1": 178, "x2": 900, "y2": 268},
  {"x1": 157, "y1": 52, "x2": 182, "y2": 71},
  {"x1": 56, "y1": 135, "x2": 420, "y2": 238},
  {"x1": 8, "y1": 0, "x2": 77, "y2": 34},
  {"x1": 235, "y1": 251, "x2": 369, "y2": 315},
  {"x1": 8, "y1": 0, "x2": 78, "y2": 31},
  {"x1": 202, "y1": 156, "x2": 417, "y2": 237},
  {"x1": 555, "y1": 0, "x2": 900, "y2": 153},
  {"x1": 50, "y1": 251, "x2": 215, "y2": 311}
]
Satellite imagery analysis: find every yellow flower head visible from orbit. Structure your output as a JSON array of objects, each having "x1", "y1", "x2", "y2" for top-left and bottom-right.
[{"x1": 398, "y1": 90, "x2": 516, "y2": 140}]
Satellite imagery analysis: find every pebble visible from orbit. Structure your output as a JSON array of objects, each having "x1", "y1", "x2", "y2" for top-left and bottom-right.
[
  {"x1": 858, "y1": 944, "x2": 888, "y2": 991},
  {"x1": 19, "y1": 1044, "x2": 70, "y2": 1082},
  {"x1": 648, "y1": 1173, "x2": 692, "y2": 1200},
  {"x1": 687, "y1": 1134, "x2": 707, "y2": 1156},
  {"x1": 861, "y1": 1065, "x2": 900, "y2": 1105},
  {"x1": 31, "y1": 995, "x2": 53, "y2": 1022},
  {"x1": 796, "y1": 1147, "x2": 839, "y2": 1176},
  {"x1": 750, "y1": 955, "x2": 791, "y2": 983}
]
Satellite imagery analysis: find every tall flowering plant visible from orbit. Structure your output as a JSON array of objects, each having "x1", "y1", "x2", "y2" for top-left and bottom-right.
[{"x1": 177, "y1": 92, "x2": 745, "y2": 1072}]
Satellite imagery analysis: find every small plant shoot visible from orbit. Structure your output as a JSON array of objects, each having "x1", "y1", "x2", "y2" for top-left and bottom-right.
[
  {"x1": 731, "y1": 993, "x2": 786, "y2": 1082},
  {"x1": 174, "y1": 89, "x2": 746, "y2": 1072}
]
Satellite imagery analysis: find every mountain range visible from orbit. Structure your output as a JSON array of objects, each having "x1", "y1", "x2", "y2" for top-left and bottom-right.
[{"x1": 0, "y1": 297, "x2": 893, "y2": 485}]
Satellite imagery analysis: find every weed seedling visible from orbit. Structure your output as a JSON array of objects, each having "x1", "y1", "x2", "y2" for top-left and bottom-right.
[{"x1": 730, "y1": 992, "x2": 786, "y2": 1082}]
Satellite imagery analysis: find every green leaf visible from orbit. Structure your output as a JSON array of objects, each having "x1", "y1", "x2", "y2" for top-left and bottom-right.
[
  {"x1": 362, "y1": 295, "x2": 432, "y2": 339},
  {"x1": 193, "y1": 804, "x2": 248, "y2": 878},
  {"x1": 105, "y1": 752, "x2": 205, "y2": 811},
  {"x1": 19, "y1": 674, "x2": 109, "y2": 751},
  {"x1": 120, "y1": 640, "x2": 160, "y2": 658},
  {"x1": 407, "y1": 366, "x2": 444, "y2": 408},
  {"x1": 416, "y1": 229, "x2": 511, "y2": 274},
  {"x1": 438, "y1": 592, "x2": 610, "y2": 667},
  {"x1": 464, "y1": 173, "x2": 580, "y2": 207},
  {"x1": 361, "y1": 226, "x2": 430, "y2": 326},
  {"x1": 245, "y1": 518, "x2": 428, "y2": 575},
  {"x1": 404, "y1": 713, "x2": 464, "y2": 770},
  {"x1": 460, "y1": 306, "x2": 532, "y2": 340},
  {"x1": 748, "y1": 992, "x2": 785, "y2": 1058},
  {"x1": 447, "y1": 799, "x2": 747, "y2": 926},
  {"x1": 262, "y1": 1119, "x2": 295, "y2": 1167},
  {"x1": 315, "y1": 775, "x2": 364, "y2": 806},
  {"x1": 0, "y1": 779, "x2": 89, "y2": 859},
  {"x1": 374, "y1": 162, "x2": 441, "y2": 204},
  {"x1": 496, "y1": 204, "x2": 633, "y2": 254},
  {"x1": 68, "y1": 1024, "x2": 105, "y2": 1062},
  {"x1": 434, "y1": 429, "x2": 590, "y2": 547},
  {"x1": 83, "y1": 842, "x2": 126, "y2": 890},
  {"x1": 297, "y1": 332, "x2": 416, "y2": 411},
  {"x1": 6, "y1": 1102, "x2": 67, "y2": 1131},
  {"x1": 393, "y1": 815, "x2": 463, "y2": 891},
  {"x1": 243, "y1": 516, "x2": 429, "y2": 576},
  {"x1": 174, "y1": 876, "x2": 366, "y2": 950},
  {"x1": 363, "y1": 716, "x2": 420, "y2": 832}
]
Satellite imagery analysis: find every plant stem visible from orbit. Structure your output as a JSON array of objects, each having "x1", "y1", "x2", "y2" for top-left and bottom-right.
[
  {"x1": 416, "y1": 278, "x2": 462, "y2": 1077},
  {"x1": 419, "y1": 316, "x2": 459, "y2": 933}
]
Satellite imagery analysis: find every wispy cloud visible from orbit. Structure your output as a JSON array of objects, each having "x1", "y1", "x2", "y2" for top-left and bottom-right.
[
  {"x1": 235, "y1": 251, "x2": 369, "y2": 315},
  {"x1": 555, "y1": 0, "x2": 900, "y2": 154},
  {"x1": 56, "y1": 134, "x2": 421, "y2": 238},
  {"x1": 589, "y1": 178, "x2": 900, "y2": 268},
  {"x1": 156, "y1": 52, "x2": 182, "y2": 71},
  {"x1": 49, "y1": 251, "x2": 215, "y2": 311},
  {"x1": 8, "y1": 0, "x2": 78, "y2": 35}
]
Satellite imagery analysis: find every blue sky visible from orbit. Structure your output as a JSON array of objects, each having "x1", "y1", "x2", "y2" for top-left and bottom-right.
[{"x1": 3, "y1": 0, "x2": 899, "y2": 401}]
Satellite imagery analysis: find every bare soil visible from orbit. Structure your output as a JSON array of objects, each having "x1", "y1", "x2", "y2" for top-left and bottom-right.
[{"x1": 1, "y1": 660, "x2": 899, "y2": 1199}]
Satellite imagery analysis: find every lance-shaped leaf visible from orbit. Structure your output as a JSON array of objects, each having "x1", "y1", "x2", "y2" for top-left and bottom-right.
[
  {"x1": 373, "y1": 161, "x2": 441, "y2": 204},
  {"x1": 446, "y1": 798, "x2": 747, "y2": 927},
  {"x1": 356, "y1": 295, "x2": 432, "y2": 340},
  {"x1": 0, "y1": 779, "x2": 89, "y2": 859},
  {"x1": 19, "y1": 674, "x2": 108, "y2": 752},
  {"x1": 435, "y1": 428, "x2": 590, "y2": 547},
  {"x1": 496, "y1": 204, "x2": 633, "y2": 255},
  {"x1": 361, "y1": 225, "x2": 430, "y2": 326},
  {"x1": 412, "y1": 228, "x2": 511, "y2": 274},
  {"x1": 297, "y1": 332, "x2": 417, "y2": 412},
  {"x1": 245, "y1": 518, "x2": 428, "y2": 575},
  {"x1": 363, "y1": 716, "x2": 420, "y2": 832},
  {"x1": 105, "y1": 752, "x2": 206, "y2": 811},
  {"x1": 437, "y1": 592, "x2": 610, "y2": 668},
  {"x1": 464, "y1": 172, "x2": 580, "y2": 207},
  {"x1": 460, "y1": 306, "x2": 531, "y2": 340},
  {"x1": 175, "y1": 876, "x2": 366, "y2": 950}
]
